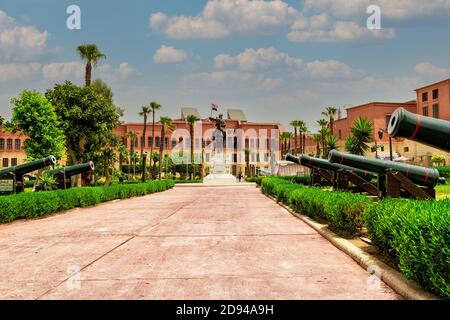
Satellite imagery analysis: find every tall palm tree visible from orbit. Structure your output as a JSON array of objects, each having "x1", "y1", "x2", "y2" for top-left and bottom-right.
[
  {"x1": 312, "y1": 134, "x2": 321, "y2": 157},
  {"x1": 186, "y1": 115, "x2": 200, "y2": 179},
  {"x1": 139, "y1": 105, "x2": 151, "y2": 170},
  {"x1": 322, "y1": 106, "x2": 337, "y2": 135},
  {"x1": 317, "y1": 119, "x2": 329, "y2": 158},
  {"x1": 76, "y1": 44, "x2": 106, "y2": 87},
  {"x1": 298, "y1": 120, "x2": 307, "y2": 154},
  {"x1": 127, "y1": 131, "x2": 138, "y2": 179},
  {"x1": 345, "y1": 117, "x2": 375, "y2": 155},
  {"x1": 149, "y1": 102, "x2": 161, "y2": 176},
  {"x1": 158, "y1": 117, "x2": 175, "y2": 180},
  {"x1": 290, "y1": 120, "x2": 299, "y2": 154}
]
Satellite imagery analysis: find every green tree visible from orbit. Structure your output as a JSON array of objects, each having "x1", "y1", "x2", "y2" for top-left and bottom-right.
[
  {"x1": 91, "y1": 79, "x2": 124, "y2": 116},
  {"x1": 149, "y1": 102, "x2": 161, "y2": 176},
  {"x1": 345, "y1": 117, "x2": 375, "y2": 155},
  {"x1": 0, "y1": 115, "x2": 4, "y2": 126},
  {"x1": 127, "y1": 131, "x2": 138, "y2": 179},
  {"x1": 312, "y1": 134, "x2": 321, "y2": 157},
  {"x1": 317, "y1": 119, "x2": 329, "y2": 158},
  {"x1": 186, "y1": 114, "x2": 200, "y2": 179},
  {"x1": 45, "y1": 81, "x2": 120, "y2": 186},
  {"x1": 244, "y1": 148, "x2": 251, "y2": 176},
  {"x1": 326, "y1": 134, "x2": 338, "y2": 152},
  {"x1": 139, "y1": 105, "x2": 152, "y2": 170},
  {"x1": 77, "y1": 44, "x2": 106, "y2": 87},
  {"x1": 298, "y1": 120, "x2": 307, "y2": 154},
  {"x1": 322, "y1": 106, "x2": 337, "y2": 135},
  {"x1": 290, "y1": 120, "x2": 299, "y2": 154},
  {"x1": 118, "y1": 143, "x2": 129, "y2": 171},
  {"x1": 7, "y1": 90, "x2": 65, "y2": 161},
  {"x1": 158, "y1": 117, "x2": 175, "y2": 180}
]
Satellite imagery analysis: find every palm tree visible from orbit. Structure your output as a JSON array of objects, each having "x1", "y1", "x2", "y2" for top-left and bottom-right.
[
  {"x1": 312, "y1": 134, "x2": 321, "y2": 157},
  {"x1": 158, "y1": 117, "x2": 175, "y2": 180},
  {"x1": 76, "y1": 44, "x2": 106, "y2": 87},
  {"x1": 118, "y1": 144, "x2": 129, "y2": 172},
  {"x1": 186, "y1": 115, "x2": 200, "y2": 179},
  {"x1": 244, "y1": 148, "x2": 251, "y2": 176},
  {"x1": 290, "y1": 120, "x2": 299, "y2": 154},
  {"x1": 326, "y1": 135, "x2": 338, "y2": 152},
  {"x1": 139, "y1": 105, "x2": 151, "y2": 170},
  {"x1": 345, "y1": 117, "x2": 375, "y2": 155},
  {"x1": 317, "y1": 119, "x2": 329, "y2": 158},
  {"x1": 298, "y1": 120, "x2": 307, "y2": 154},
  {"x1": 127, "y1": 131, "x2": 138, "y2": 179},
  {"x1": 149, "y1": 102, "x2": 161, "y2": 176},
  {"x1": 322, "y1": 106, "x2": 337, "y2": 135}
]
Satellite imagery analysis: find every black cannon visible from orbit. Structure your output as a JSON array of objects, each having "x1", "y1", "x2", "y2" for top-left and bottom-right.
[
  {"x1": 286, "y1": 154, "x2": 378, "y2": 195},
  {"x1": 329, "y1": 150, "x2": 445, "y2": 199},
  {"x1": 44, "y1": 161, "x2": 95, "y2": 189},
  {"x1": 388, "y1": 107, "x2": 450, "y2": 151},
  {"x1": 0, "y1": 156, "x2": 56, "y2": 194}
]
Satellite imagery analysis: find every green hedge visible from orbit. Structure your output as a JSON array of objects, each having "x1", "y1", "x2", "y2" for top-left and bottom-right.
[
  {"x1": 279, "y1": 175, "x2": 311, "y2": 186},
  {"x1": 245, "y1": 176, "x2": 265, "y2": 185},
  {"x1": 435, "y1": 166, "x2": 450, "y2": 180},
  {"x1": 261, "y1": 177, "x2": 370, "y2": 236},
  {"x1": 0, "y1": 180, "x2": 175, "y2": 224},
  {"x1": 364, "y1": 199, "x2": 450, "y2": 297}
]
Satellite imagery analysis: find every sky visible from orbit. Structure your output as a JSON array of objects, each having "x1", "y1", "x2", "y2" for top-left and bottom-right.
[{"x1": 0, "y1": 0, "x2": 449, "y2": 131}]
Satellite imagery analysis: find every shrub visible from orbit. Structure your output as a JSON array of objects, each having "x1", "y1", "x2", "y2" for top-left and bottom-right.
[
  {"x1": 435, "y1": 166, "x2": 450, "y2": 180},
  {"x1": 0, "y1": 180, "x2": 175, "y2": 224},
  {"x1": 279, "y1": 175, "x2": 311, "y2": 185},
  {"x1": 364, "y1": 199, "x2": 450, "y2": 298},
  {"x1": 245, "y1": 176, "x2": 264, "y2": 185}
]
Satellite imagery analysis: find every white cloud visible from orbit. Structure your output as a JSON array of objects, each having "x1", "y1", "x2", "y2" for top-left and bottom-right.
[
  {"x1": 414, "y1": 62, "x2": 450, "y2": 79},
  {"x1": 149, "y1": 0, "x2": 299, "y2": 39},
  {"x1": 0, "y1": 63, "x2": 41, "y2": 82},
  {"x1": 303, "y1": 60, "x2": 364, "y2": 80},
  {"x1": 153, "y1": 45, "x2": 187, "y2": 64},
  {"x1": 42, "y1": 61, "x2": 84, "y2": 80},
  {"x1": 0, "y1": 10, "x2": 49, "y2": 61},
  {"x1": 214, "y1": 47, "x2": 303, "y2": 71}
]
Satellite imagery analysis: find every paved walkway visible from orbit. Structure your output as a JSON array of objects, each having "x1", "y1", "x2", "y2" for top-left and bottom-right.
[{"x1": 0, "y1": 185, "x2": 400, "y2": 299}]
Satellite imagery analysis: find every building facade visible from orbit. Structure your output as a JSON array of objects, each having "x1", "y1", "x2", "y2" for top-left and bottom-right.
[{"x1": 0, "y1": 128, "x2": 27, "y2": 169}]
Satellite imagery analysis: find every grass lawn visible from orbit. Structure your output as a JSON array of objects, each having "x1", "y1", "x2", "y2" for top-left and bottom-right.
[{"x1": 436, "y1": 184, "x2": 450, "y2": 199}]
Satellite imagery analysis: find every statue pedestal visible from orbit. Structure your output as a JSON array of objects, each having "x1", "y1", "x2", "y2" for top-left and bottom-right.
[{"x1": 203, "y1": 153, "x2": 237, "y2": 185}]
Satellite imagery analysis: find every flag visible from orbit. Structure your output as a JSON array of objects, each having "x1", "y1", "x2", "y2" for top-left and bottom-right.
[{"x1": 211, "y1": 103, "x2": 219, "y2": 111}]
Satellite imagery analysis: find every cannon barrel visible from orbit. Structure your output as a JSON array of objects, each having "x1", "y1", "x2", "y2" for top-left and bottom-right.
[
  {"x1": 45, "y1": 161, "x2": 95, "y2": 178},
  {"x1": 328, "y1": 150, "x2": 445, "y2": 188},
  {"x1": 286, "y1": 154, "x2": 375, "y2": 180},
  {"x1": 0, "y1": 156, "x2": 56, "y2": 177},
  {"x1": 388, "y1": 108, "x2": 450, "y2": 151}
]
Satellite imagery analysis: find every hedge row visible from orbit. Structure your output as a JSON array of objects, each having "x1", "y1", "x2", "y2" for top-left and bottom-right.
[
  {"x1": 435, "y1": 166, "x2": 450, "y2": 180},
  {"x1": 259, "y1": 176, "x2": 449, "y2": 297},
  {"x1": 364, "y1": 199, "x2": 450, "y2": 298},
  {"x1": 0, "y1": 180, "x2": 175, "y2": 224}
]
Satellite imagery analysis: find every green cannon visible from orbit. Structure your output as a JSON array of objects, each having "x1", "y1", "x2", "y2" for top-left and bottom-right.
[
  {"x1": 0, "y1": 156, "x2": 56, "y2": 194},
  {"x1": 286, "y1": 154, "x2": 377, "y2": 195},
  {"x1": 388, "y1": 107, "x2": 450, "y2": 151},
  {"x1": 44, "y1": 161, "x2": 95, "y2": 189},
  {"x1": 328, "y1": 150, "x2": 445, "y2": 199}
]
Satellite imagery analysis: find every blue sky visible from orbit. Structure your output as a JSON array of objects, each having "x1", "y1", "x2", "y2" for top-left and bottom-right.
[{"x1": 0, "y1": 0, "x2": 449, "y2": 130}]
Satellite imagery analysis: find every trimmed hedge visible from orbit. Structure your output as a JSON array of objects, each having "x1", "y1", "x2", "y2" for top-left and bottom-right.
[
  {"x1": 261, "y1": 177, "x2": 370, "y2": 236},
  {"x1": 364, "y1": 199, "x2": 450, "y2": 297},
  {"x1": 435, "y1": 166, "x2": 450, "y2": 180},
  {"x1": 0, "y1": 180, "x2": 175, "y2": 224},
  {"x1": 279, "y1": 174, "x2": 311, "y2": 186}
]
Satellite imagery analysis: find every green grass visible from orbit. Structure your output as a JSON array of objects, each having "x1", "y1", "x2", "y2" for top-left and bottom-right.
[{"x1": 436, "y1": 184, "x2": 450, "y2": 199}]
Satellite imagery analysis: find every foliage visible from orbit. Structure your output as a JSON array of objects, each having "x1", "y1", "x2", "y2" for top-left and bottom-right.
[
  {"x1": 6, "y1": 90, "x2": 65, "y2": 161},
  {"x1": 345, "y1": 117, "x2": 374, "y2": 155},
  {"x1": 431, "y1": 154, "x2": 446, "y2": 166},
  {"x1": 77, "y1": 44, "x2": 106, "y2": 86},
  {"x1": 37, "y1": 173, "x2": 58, "y2": 191},
  {"x1": 435, "y1": 166, "x2": 450, "y2": 180},
  {"x1": 364, "y1": 199, "x2": 450, "y2": 297},
  {"x1": 158, "y1": 116, "x2": 175, "y2": 179},
  {"x1": 0, "y1": 180, "x2": 174, "y2": 224},
  {"x1": 279, "y1": 175, "x2": 311, "y2": 185},
  {"x1": 326, "y1": 135, "x2": 338, "y2": 151}
]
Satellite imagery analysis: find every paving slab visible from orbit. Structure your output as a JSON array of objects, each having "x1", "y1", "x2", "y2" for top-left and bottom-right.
[{"x1": 0, "y1": 185, "x2": 401, "y2": 300}]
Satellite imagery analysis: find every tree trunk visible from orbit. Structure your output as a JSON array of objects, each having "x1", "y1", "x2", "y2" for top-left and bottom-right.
[
  {"x1": 158, "y1": 127, "x2": 164, "y2": 180},
  {"x1": 294, "y1": 127, "x2": 297, "y2": 154},
  {"x1": 150, "y1": 112, "x2": 155, "y2": 179},
  {"x1": 85, "y1": 61, "x2": 92, "y2": 87},
  {"x1": 190, "y1": 125, "x2": 194, "y2": 180},
  {"x1": 141, "y1": 115, "x2": 147, "y2": 177}
]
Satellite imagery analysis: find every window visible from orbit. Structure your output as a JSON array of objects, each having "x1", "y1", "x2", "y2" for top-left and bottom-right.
[
  {"x1": 432, "y1": 89, "x2": 439, "y2": 100},
  {"x1": 381, "y1": 146, "x2": 385, "y2": 152},
  {"x1": 0, "y1": 139, "x2": 4, "y2": 150},
  {"x1": 266, "y1": 139, "x2": 270, "y2": 150},
  {"x1": 385, "y1": 115, "x2": 391, "y2": 129},
  {"x1": 256, "y1": 138, "x2": 260, "y2": 149},
  {"x1": 256, "y1": 153, "x2": 260, "y2": 162},
  {"x1": 14, "y1": 139, "x2": 21, "y2": 151},
  {"x1": 251, "y1": 153, "x2": 255, "y2": 162},
  {"x1": 133, "y1": 138, "x2": 138, "y2": 148},
  {"x1": 422, "y1": 107, "x2": 429, "y2": 116},
  {"x1": 2, "y1": 158, "x2": 8, "y2": 168},
  {"x1": 172, "y1": 138, "x2": 177, "y2": 148},
  {"x1": 185, "y1": 137, "x2": 190, "y2": 149},
  {"x1": 205, "y1": 153, "x2": 210, "y2": 162},
  {"x1": 250, "y1": 139, "x2": 254, "y2": 148},
  {"x1": 11, "y1": 158, "x2": 17, "y2": 166},
  {"x1": 245, "y1": 138, "x2": 249, "y2": 149},
  {"x1": 7, "y1": 139, "x2": 12, "y2": 151},
  {"x1": 432, "y1": 104, "x2": 439, "y2": 118},
  {"x1": 232, "y1": 153, "x2": 237, "y2": 163},
  {"x1": 148, "y1": 137, "x2": 153, "y2": 147},
  {"x1": 140, "y1": 136, "x2": 145, "y2": 148},
  {"x1": 264, "y1": 153, "x2": 269, "y2": 162},
  {"x1": 403, "y1": 147, "x2": 409, "y2": 153},
  {"x1": 338, "y1": 130, "x2": 342, "y2": 140},
  {"x1": 155, "y1": 137, "x2": 161, "y2": 147},
  {"x1": 195, "y1": 138, "x2": 200, "y2": 149},
  {"x1": 422, "y1": 92, "x2": 428, "y2": 102}
]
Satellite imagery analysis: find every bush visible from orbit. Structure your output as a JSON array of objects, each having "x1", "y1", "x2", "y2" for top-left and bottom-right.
[
  {"x1": 0, "y1": 180, "x2": 175, "y2": 224},
  {"x1": 435, "y1": 166, "x2": 450, "y2": 180},
  {"x1": 245, "y1": 176, "x2": 264, "y2": 185},
  {"x1": 279, "y1": 175, "x2": 311, "y2": 185},
  {"x1": 364, "y1": 199, "x2": 450, "y2": 297}
]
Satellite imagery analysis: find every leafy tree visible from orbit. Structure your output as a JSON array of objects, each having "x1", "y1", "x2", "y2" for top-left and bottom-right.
[
  {"x1": 158, "y1": 117, "x2": 175, "y2": 180},
  {"x1": 139, "y1": 105, "x2": 151, "y2": 169},
  {"x1": 91, "y1": 79, "x2": 124, "y2": 116},
  {"x1": 317, "y1": 119, "x2": 329, "y2": 158},
  {"x1": 45, "y1": 81, "x2": 120, "y2": 186},
  {"x1": 127, "y1": 131, "x2": 138, "y2": 179},
  {"x1": 118, "y1": 144, "x2": 129, "y2": 171},
  {"x1": 149, "y1": 102, "x2": 161, "y2": 173},
  {"x1": 7, "y1": 90, "x2": 65, "y2": 161},
  {"x1": 345, "y1": 117, "x2": 374, "y2": 155},
  {"x1": 322, "y1": 106, "x2": 337, "y2": 135},
  {"x1": 0, "y1": 115, "x2": 4, "y2": 126},
  {"x1": 186, "y1": 114, "x2": 200, "y2": 179},
  {"x1": 77, "y1": 44, "x2": 106, "y2": 86}
]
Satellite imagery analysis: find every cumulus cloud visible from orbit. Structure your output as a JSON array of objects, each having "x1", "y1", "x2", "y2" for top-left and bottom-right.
[
  {"x1": 0, "y1": 10, "x2": 49, "y2": 61},
  {"x1": 42, "y1": 61, "x2": 84, "y2": 80},
  {"x1": 214, "y1": 47, "x2": 303, "y2": 71},
  {"x1": 414, "y1": 62, "x2": 450, "y2": 79},
  {"x1": 149, "y1": 0, "x2": 299, "y2": 39},
  {"x1": 153, "y1": 45, "x2": 187, "y2": 64},
  {"x1": 0, "y1": 63, "x2": 41, "y2": 82},
  {"x1": 302, "y1": 60, "x2": 365, "y2": 80}
]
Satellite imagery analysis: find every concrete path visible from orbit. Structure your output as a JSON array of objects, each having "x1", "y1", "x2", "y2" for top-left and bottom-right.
[{"x1": 0, "y1": 185, "x2": 401, "y2": 300}]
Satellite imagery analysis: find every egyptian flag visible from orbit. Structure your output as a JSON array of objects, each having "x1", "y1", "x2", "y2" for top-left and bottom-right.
[{"x1": 211, "y1": 103, "x2": 219, "y2": 111}]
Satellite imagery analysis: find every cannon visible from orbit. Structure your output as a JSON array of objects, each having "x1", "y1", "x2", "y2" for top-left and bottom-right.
[
  {"x1": 286, "y1": 154, "x2": 377, "y2": 195},
  {"x1": 0, "y1": 156, "x2": 56, "y2": 194},
  {"x1": 329, "y1": 150, "x2": 445, "y2": 199},
  {"x1": 44, "y1": 161, "x2": 95, "y2": 189},
  {"x1": 388, "y1": 107, "x2": 450, "y2": 151}
]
